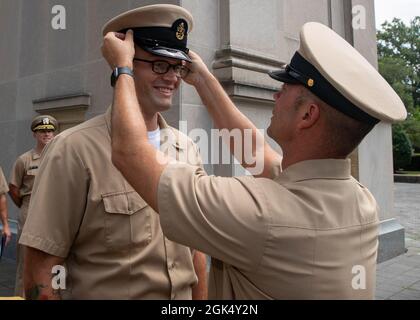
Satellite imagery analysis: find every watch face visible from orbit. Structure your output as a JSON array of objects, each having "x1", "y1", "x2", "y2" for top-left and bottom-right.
[
  {"x1": 111, "y1": 68, "x2": 120, "y2": 87},
  {"x1": 114, "y1": 67, "x2": 120, "y2": 77},
  {"x1": 110, "y1": 71, "x2": 116, "y2": 87}
]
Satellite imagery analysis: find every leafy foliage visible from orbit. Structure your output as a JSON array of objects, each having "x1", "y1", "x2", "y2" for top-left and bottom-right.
[
  {"x1": 377, "y1": 17, "x2": 419, "y2": 111},
  {"x1": 392, "y1": 124, "x2": 413, "y2": 171},
  {"x1": 378, "y1": 17, "x2": 420, "y2": 153}
]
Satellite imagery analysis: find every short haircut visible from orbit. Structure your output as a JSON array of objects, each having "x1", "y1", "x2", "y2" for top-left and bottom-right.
[{"x1": 296, "y1": 87, "x2": 375, "y2": 157}]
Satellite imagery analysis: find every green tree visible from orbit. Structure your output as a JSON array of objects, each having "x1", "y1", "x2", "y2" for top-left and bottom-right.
[
  {"x1": 378, "y1": 56, "x2": 413, "y2": 108},
  {"x1": 402, "y1": 109, "x2": 420, "y2": 152},
  {"x1": 392, "y1": 124, "x2": 413, "y2": 171},
  {"x1": 377, "y1": 17, "x2": 419, "y2": 111},
  {"x1": 378, "y1": 17, "x2": 420, "y2": 152}
]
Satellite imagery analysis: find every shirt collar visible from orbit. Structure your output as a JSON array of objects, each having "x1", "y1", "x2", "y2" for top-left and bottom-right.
[
  {"x1": 104, "y1": 106, "x2": 185, "y2": 150},
  {"x1": 274, "y1": 158, "x2": 352, "y2": 184},
  {"x1": 31, "y1": 149, "x2": 41, "y2": 160}
]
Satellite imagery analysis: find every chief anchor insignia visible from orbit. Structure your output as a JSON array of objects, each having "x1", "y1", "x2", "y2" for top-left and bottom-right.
[{"x1": 176, "y1": 22, "x2": 185, "y2": 40}]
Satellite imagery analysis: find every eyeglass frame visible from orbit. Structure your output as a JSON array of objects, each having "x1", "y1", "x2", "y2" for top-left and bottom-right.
[{"x1": 133, "y1": 58, "x2": 190, "y2": 78}]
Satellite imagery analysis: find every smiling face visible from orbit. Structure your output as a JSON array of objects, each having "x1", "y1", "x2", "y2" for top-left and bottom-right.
[
  {"x1": 33, "y1": 129, "x2": 55, "y2": 147},
  {"x1": 132, "y1": 47, "x2": 183, "y2": 116}
]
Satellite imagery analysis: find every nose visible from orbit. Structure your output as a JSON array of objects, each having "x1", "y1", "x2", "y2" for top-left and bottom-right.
[{"x1": 162, "y1": 67, "x2": 180, "y2": 82}]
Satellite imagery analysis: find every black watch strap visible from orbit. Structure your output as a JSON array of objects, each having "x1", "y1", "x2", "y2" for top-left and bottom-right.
[{"x1": 110, "y1": 67, "x2": 134, "y2": 87}]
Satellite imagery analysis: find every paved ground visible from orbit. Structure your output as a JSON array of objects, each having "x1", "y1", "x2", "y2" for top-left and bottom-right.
[
  {"x1": 0, "y1": 257, "x2": 16, "y2": 297},
  {"x1": 393, "y1": 183, "x2": 420, "y2": 242},
  {"x1": 376, "y1": 239, "x2": 420, "y2": 299},
  {"x1": 375, "y1": 183, "x2": 420, "y2": 300},
  {"x1": 1, "y1": 182, "x2": 419, "y2": 299}
]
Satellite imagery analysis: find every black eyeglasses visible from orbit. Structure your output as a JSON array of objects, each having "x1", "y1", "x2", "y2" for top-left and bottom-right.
[{"x1": 133, "y1": 58, "x2": 190, "y2": 78}]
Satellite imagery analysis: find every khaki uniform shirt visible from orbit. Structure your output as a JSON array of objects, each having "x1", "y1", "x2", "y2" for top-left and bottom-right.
[
  {"x1": 20, "y1": 108, "x2": 202, "y2": 299},
  {"x1": 10, "y1": 150, "x2": 42, "y2": 225},
  {"x1": 0, "y1": 166, "x2": 8, "y2": 195},
  {"x1": 10, "y1": 149, "x2": 41, "y2": 198},
  {"x1": 158, "y1": 159, "x2": 379, "y2": 299}
]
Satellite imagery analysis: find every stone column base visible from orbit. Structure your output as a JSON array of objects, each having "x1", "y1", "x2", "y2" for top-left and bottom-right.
[{"x1": 378, "y1": 218, "x2": 406, "y2": 263}]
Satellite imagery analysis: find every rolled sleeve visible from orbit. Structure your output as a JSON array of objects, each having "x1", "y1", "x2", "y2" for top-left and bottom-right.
[{"x1": 158, "y1": 163, "x2": 269, "y2": 272}]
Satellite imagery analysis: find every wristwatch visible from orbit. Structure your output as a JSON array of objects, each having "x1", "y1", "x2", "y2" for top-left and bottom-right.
[{"x1": 110, "y1": 67, "x2": 134, "y2": 87}]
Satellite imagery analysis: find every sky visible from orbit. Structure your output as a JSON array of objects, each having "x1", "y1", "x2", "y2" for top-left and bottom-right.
[{"x1": 375, "y1": 0, "x2": 420, "y2": 29}]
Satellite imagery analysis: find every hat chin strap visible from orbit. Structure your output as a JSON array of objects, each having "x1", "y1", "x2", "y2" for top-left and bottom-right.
[
  {"x1": 135, "y1": 37, "x2": 189, "y2": 54},
  {"x1": 286, "y1": 65, "x2": 313, "y2": 85}
]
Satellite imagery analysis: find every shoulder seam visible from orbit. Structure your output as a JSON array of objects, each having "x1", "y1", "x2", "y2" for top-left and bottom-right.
[{"x1": 56, "y1": 117, "x2": 106, "y2": 141}]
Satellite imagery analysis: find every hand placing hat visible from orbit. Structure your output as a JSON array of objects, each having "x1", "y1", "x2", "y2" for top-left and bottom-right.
[
  {"x1": 101, "y1": 29, "x2": 135, "y2": 70},
  {"x1": 182, "y1": 50, "x2": 212, "y2": 87}
]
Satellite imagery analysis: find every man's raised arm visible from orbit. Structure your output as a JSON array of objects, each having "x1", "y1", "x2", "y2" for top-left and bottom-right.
[
  {"x1": 184, "y1": 51, "x2": 282, "y2": 178},
  {"x1": 102, "y1": 30, "x2": 167, "y2": 212}
]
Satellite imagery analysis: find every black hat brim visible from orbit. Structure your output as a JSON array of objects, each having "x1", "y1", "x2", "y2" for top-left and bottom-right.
[
  {"x1": 142, "y1": 45, "x2": 192, "y2": 62},
  {"x1": 268, "y1": 69, "x2": 301, "y2": 84}
]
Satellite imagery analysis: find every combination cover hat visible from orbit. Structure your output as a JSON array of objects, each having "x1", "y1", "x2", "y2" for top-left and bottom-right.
[
  {"x1": 269, "y1": 22, "x2": 407, "y2": 124},
  {"x1": 31, "y1": 115, "x2": 58, "y2": 132},
  {"x1": 102, "y1": 4, "x2": 194, "y2": 62}
]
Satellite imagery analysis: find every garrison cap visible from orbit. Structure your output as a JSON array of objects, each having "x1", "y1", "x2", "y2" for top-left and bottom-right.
[
  {"x1": 31, "y1": 115, "x2": 58, "y2": 132},
  {"x1": 102, "y1": 4, "x2": 193, "y2": 62},
  {"x1": 269, "y1": 22, "x2": 407, "y2": 124}
]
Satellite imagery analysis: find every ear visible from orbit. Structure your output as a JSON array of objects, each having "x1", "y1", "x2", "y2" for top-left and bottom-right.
[{"x1": 297, "y1": 102, "x2": 320, "y2": 130}]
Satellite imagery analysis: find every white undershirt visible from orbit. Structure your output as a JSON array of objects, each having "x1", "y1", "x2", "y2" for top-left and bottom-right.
[{"x1": 147, "y1": 127, "x2": 161, "y2": 150}]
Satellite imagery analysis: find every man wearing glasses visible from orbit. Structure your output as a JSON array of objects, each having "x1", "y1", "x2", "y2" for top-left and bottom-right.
[{"x1": 19, "y1": 5, "x2": 207, "y2": 300}]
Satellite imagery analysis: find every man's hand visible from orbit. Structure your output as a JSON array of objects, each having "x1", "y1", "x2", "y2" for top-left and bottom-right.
[
  {"x1": 2, "y1": 224, "x2": 11, "y2": 246},
  {"x1": 182, "y1": 50, "x2": 282, "y2": 178},
  {"x1": 101, "y1": 29, "x2": 135, "y2": 70},
  {"x1": 183, "y1": 50, "x2": 213, "y2": 87}
]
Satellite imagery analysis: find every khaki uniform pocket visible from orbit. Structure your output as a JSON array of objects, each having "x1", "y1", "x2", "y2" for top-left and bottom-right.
[{"x1": 102, "y1": 191, "x2": 151, "y2": 251}]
